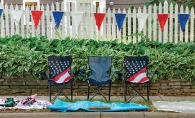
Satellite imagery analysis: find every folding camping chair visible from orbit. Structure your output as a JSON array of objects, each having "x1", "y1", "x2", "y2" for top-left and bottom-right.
[
  {"x1": 123, "y1": 56, "x2": 156, "y2": 102},
  {"x1": 81, "y1": 56, "x2": 112, "y2": 102},
  {"x1": 40, "y1": 56, "x2": 74, "y2": 102}
]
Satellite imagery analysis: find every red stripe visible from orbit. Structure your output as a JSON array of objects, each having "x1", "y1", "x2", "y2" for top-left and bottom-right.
[
  {"x1": 126, "y1": 67, "x2": 149, "y2": 83},
  {"x1": 51, "y1": 67, "x2": 72, "y2": 83}
]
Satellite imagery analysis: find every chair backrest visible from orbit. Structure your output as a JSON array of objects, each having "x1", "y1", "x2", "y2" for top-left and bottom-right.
[
  {"x1": 124, "y1": 56, "x2": 149, "y2": 83},
  {"x1": 88, "y1": 56, "x2": 111, "y2": 83},
  {"x1": 48, "y1": 56, "x2": 72, "y2": 83}
]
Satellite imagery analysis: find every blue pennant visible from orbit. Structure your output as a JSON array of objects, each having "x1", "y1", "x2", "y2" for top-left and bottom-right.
[
  {"x1": 52, "y1": 11, "x2": 64, "y2": 29},
  {"x1": 0, "y1": 9, "x2": 3, "y2": 17},
  {"x1": 178, "y1": 14, "x2": 190, "y2": 32},
  {"x1": 115, "y1": 13, "x2": 126, "y2": 30}
]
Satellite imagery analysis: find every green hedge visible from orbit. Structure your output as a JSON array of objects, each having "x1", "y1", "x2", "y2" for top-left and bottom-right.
[{"x1": 0, "y1": 35, "x2": 195, "y2": 84}]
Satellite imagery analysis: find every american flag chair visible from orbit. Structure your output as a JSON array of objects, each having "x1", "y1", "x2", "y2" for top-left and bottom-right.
[
  {"x1": 86, "y1": 56, "x2": 112, "y2": 102},
  {"x1": 47, "y1": 56, "x2": 73, "y2": 102},
  {"x1": 124, "y1": 56, "x2": 151, "y2": 102}
]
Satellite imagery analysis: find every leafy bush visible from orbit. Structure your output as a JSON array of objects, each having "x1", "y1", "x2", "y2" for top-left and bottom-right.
[{"x1": 0, "y1": 35, "x2": 195, "y2": 83}]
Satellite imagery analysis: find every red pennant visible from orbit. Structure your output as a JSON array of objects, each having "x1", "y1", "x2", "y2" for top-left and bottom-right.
[
  {"x1": 157, "y1": 14, "x2": 168, "y2": 31},
  {"x1": 31, "y1": 10, "x2": 43, "y2": 28},
  {"x1": 94, "y1": 13, "x2": 105, "y2": 30}
]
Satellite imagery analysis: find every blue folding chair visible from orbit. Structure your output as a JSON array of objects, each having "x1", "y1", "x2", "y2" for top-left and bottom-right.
[{"x1": 84, "y1": 56, "x2": 112, "y2": 102}]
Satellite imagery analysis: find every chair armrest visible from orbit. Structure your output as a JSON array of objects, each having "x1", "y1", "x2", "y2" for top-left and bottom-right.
[
  {"x1": 111, "y1": 69, "x2": 120, "y2": 73},
  {"x1": 147, "y1": 71, "x2": 158, "y2": 75},
  {"x1": 147, "y1": 71, "x2": 158, "y2": 81},
  {"x1": 39, "y1": 71, "x2": 49, "y2": 80},
  {"x1": 111, "y1": 69, "x2": 126, "y2": 80},
  {"x1": 75, "y1": 69, "x2": 91, "y2": 78}
]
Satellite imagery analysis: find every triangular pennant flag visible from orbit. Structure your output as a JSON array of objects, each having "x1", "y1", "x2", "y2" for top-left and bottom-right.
[
  {"x1": 72, "y1": 12, "x2": 84, "y2": 31},
  {"x1": 31, "y1": 10, "x2": 43, "y2": 28},
  {"x1": 0, "y1": 9, "x2": 3, "y2": 17},
  {"x1": 137, "y1": 13, "x2": 148, "y2": 32},
  {"x1": 178, "y1": 14, "x2": 190, "y2": 32},
  {"x1": 115, "y1": 13, "x2": 126, "y2": 30},
  {"x1": 157, "y1": 14, "x2": 169, "y2": 31},
  {"x1": 94, "y1": 13, "x2": 105, "y2": 30},
  {"x1": 52, "y1": 11, "x2": 64, "y2": 29},
  {"x1": 11, "y1": 10, "x2": 23, "y2": 26}
]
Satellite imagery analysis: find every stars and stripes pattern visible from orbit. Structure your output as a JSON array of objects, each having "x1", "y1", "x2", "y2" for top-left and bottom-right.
[
  {"x1": 48, "y1": 57, "x2": 72, "y2": 84},
  {"x1": 124, "y1": 57, "x2": 149, "y2": 83}
]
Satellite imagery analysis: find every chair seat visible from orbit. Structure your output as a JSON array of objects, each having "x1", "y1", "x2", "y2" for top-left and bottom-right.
[
  {"x1": 48, "y1": 79, "x2": 73, "y2": 85},
  {"x1": 87, "y1": 78, "x2": 111, "y2": 86},
  {"x1": 125, "y1": 79, "x2": 150, "y2": 84}
]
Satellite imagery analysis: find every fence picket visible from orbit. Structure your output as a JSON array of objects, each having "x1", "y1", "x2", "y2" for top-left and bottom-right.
[
  {"x1": 107, "y1": 8, "x2": 111, "y2": 40},
  {"x1": 148, "y1": 5, "x2": 152, "y2": 41},
  {"x1": 122, "y1": 8, "x2": 126, "y2": 43},
  {"x1": 185, "y1": 7, "x2": 189, "y2": 42},
  {"x1": 158, "y1": 3, "x2": 162, "y2": 43},
  {"x1": 174, "y1": 4, "x2": 178, "y2": 43},
  {"x1": 4, "y1": 3, "x2": 8, "y2": 37},
  {"x1": 169, "y1": 3, "x2": 173, "y2": 43},
  {"x1": 132, "y1": 8, "x2": 136, "y2": 43},
  {"x1": 190, "y1": 8, "x2": 194, "y2": 42},
  {"x1": 179, "y1": 5, "x2": 184, "y2": 42},
  {"x1": 112, "y1": 8, "x2": 116, "y2": 40},
  {"x1": 153, "y1": 4, "x2": 157, "y2": 42},
  {"x1": 163, "y1": 1, "x2": 168, "y2": 43}
]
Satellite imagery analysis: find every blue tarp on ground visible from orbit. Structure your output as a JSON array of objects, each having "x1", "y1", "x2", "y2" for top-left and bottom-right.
[{"x1": 48, "y1": 99, "x2": 148, "y2": 112}]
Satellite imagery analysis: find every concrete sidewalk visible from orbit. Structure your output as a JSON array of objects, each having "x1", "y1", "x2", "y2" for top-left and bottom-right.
[
  {"x1": 0, "y1": 112, "x2": 195, "y2": 118},
  {"x1": 0, "y1": 96, "x2": 195, "y2": 118}
]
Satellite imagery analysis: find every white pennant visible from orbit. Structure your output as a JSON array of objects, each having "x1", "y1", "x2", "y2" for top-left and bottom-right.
[
  {"x1": 137, "y1": 13, "x2": 148, "y2": 32},
  {"x1": 11, "y1": 10, "x2": 23, "y2": 26},
  {"x1": 72, "y1": 12, "x2": 83, "y2": 31}
]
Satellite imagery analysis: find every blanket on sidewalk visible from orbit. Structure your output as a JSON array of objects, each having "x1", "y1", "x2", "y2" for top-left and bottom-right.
[
  {"x1": 0, "y1": 95, "x2": 52, "y2": 110},
  {"x1": 48, "y1": 99, "x2": 148, "y2": 112}
]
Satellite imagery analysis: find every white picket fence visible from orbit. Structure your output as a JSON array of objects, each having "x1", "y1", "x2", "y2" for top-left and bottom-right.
[{"x1": 0, "y1": 1, "x2": 194, "y2": 43}]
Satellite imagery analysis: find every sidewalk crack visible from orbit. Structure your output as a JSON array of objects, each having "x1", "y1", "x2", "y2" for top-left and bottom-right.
[{"x1": 159, "y1": 95, "x2": 164, "y2": 101}]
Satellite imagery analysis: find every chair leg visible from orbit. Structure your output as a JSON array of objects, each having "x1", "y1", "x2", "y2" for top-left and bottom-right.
[
  {"x1": 147, "y1": 82, "x2": 150, "y2": 101},
  {"x1": 131, "y1": 85, "x2": 147, "y2": 101},
  {"x1": 49, "y1": 83, "x2": 51, "y2": 102},
  {"x1": 108, "y1": 82, "x2": 111, "y2": 102},
  {"x1": 71, "y1": 82, "x2": 73, "y2": 101},
  {"x1": 87, "y1": 84, "x2": 90, "y2": 100},
  {"x1": 124, "y1": 82, "x2": 127, "y2": 102}
]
